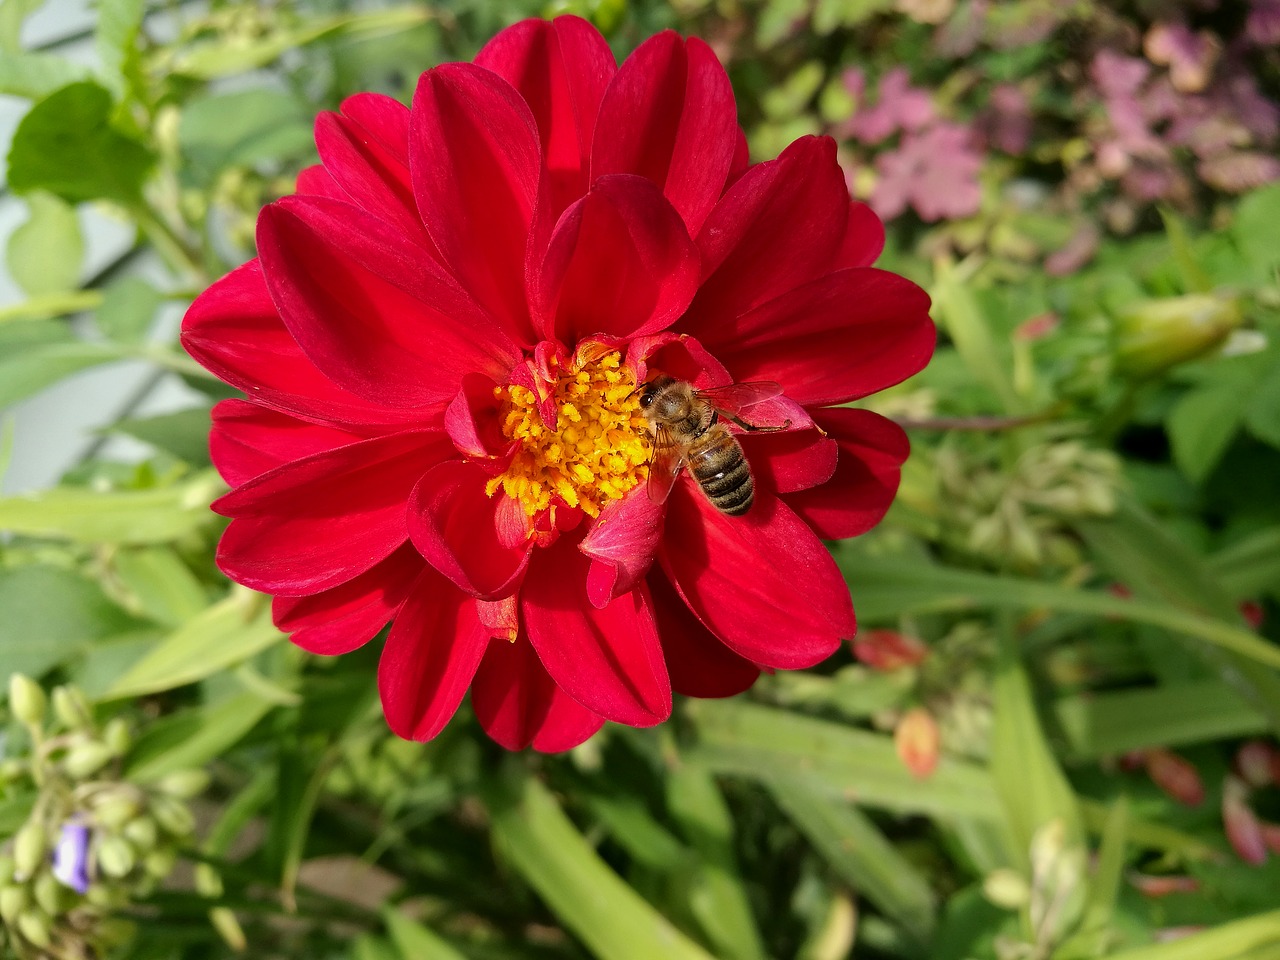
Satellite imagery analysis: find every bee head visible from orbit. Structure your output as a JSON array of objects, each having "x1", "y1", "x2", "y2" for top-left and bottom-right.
[{"x1": 637, "y1": 375, "x2": 675, "y2": 411}]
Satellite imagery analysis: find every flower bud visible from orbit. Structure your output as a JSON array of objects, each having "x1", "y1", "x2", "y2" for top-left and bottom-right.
[
  {"x1": 0, "y1": 886, "x2": 28, "y2": 923},
  {"x1": 0, "y1": 760, "x2": 27, "y2": 784},
  {"x1": 33, "y1": 871, "x2": 64, "y2": 915},
  {"x1": 51, "y1": 685, "x2": 92, "y2": 730},
  {"x1": 63, "y1": 741, "x2": 115, "y2": 779},
  {"x1": 157, "y1": 769, "x2": 210, "y2": 800},
  {"x1": 103, "y1": 718, "x2": 131, "y2": 757},
  {"x1": 8, "y1": 675, "x2": 47, "y2": 729},
  {"x1": 194, "y1": 863, "x2": 223, "y2": 898},
  {"x1": 210, "y1": 906, "x2": 247, "y2": 952},
  {"x1": 1145, "y1": 749, "x2": 1205, "y2": 806},
  {"x1": 983, "y1": 868, "x2": 1030, "y2": 909},
  {"x1": 895, "y1": 708, "x2": 941, "y2": 780},
  {"x1": 853, "y1": 630, "x2": 929, "y2": 671},
  {"x1": 16, "y1": 909, "x2": 51, "y2": 949},
  {"x1": 1113, "y1": 293, "x2": 1243, "y2": 378},
  {"x1": 143, "y1": 848, "x2": 176, "y2": 879},
  {"x1": 1237, "y1": 741, "x2": 1277, "y2": 789},
  {"x1": 151, "y1": 795, "x2": 196, "y2": 837},
  {"x1": 93, "y1": 793, "x2": 142, "y2": 830},
  {"x1": 1130, "y1": 873, "x2": 1200, "y2": 897},
  {"x1": 1223, "y1": 776, "x2": 1267, "y2": 864},
  {"x1": 96, "y1": 835, "x2": 136, "y2": 878},
  {"x1": 123, "y1": 817, "x2": 158, "y2": 853},
  {"x1": 0, "y1": 856, "x2": 15, "y2": 887},
  {"x1": 13, "y1": 822, "x2": 47, "y2": 880}
]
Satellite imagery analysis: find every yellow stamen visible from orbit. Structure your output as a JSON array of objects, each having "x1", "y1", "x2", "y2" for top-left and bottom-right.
[{"x1": 490, "y1": 351, "x2": 650, "y2": 519}]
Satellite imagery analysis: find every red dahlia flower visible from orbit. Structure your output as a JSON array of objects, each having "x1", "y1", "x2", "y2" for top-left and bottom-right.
[{"x1": 181, "y1": 16, "x2": 935, "y2": 751}]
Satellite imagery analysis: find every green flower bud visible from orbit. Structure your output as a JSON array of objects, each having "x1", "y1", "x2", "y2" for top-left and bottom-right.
[
  {"x1": 122, "y1": 817, "x2": 158, "y2": 853},
  {"x1": 1114, "y1": 293, "x2": 1243, "y2": 378},
  {"x1": 983, "y1": 868, "x2": 1030, "y2": 909},
  {"x1": 210, "y1": 906, "x2": 246, "y2": 952},
  {"x1": 93, "y1": 794, "x2": 142, "y2": 831},
  {"x1": 16, "y1": 909, "x2": 51, "y2": 949},
  {"x1": 8, "y1": 675, "x2": 47, "y2": 729},
  {"x1": 143, "y1": 848, "x2": 176, "y2": 880},
  {"x1": 194, "y1": 863, "x2": 223, "y2": 898},
  {"x1": 156, "y1": 769, "x2": 210, "y2": 800},
  {"x1": 0, "y1": 856, "x2": 15, "y2": 886},
  {"x1": 95, "y1": 835, "x2": 136, "y2": 879},
  {"x1": 103, "y1": 718, "x2": 131, "y2": 757},
  {"x1": 0, "y1": 759, "x2": 26, "y2": 784},
  {"x1": 51, "y1": 686, "x2": 92, "y2": 731},
  {"x1": 13, "y1": 822, "x2": 47, "y2": 880},
  {"x1": 84, "y1": 884, "x2": 124, "y2": 909},
  {"x1": 150, "y1": 795, "x2": 195, "y2": 837},
  {"x1": 0, "y1": 885, "x2": 28, "y2": 923},
  {"x1": 63, "y1": 741, "x2": 115, "y2": 780},
  {"x1": 33, "y1": 871, "x2": 64, "y2": 916}
]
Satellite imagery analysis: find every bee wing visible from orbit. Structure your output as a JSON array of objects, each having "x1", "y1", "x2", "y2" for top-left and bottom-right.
[
  {"x1": 696, "y1": 381, "x2": 783, "y2": 416},
  {"x1": 646, "y1": 424, "x2": 683, "y2": 504}
]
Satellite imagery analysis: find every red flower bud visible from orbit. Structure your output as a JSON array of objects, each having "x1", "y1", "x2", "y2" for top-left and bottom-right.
[
  {"x1": 1236, "y1": 740, "x2": 1278, "y2": 789},
  {"x1": 1129, "y1": 873, "x2": 1200, "y2": 898},
  {"x1": 1240, "y1": 600, "x2": 1265, "y2": 631},
  {"x1": 895, "y1": 707, "x2": 941, "y2": 780},
  {"x1": 1144, "y1": 749, "x2": 1205, "y2": 807},
  {"x1": 1223, "y1": 777, "x2": 1267, "y2": 865},
  {"x1": 853, "y1": 629, "x2": 928, "y2": 671}
]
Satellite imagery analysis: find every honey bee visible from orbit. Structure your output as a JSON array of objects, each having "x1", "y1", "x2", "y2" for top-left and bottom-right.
[{"x1": 638, "y1": 376, "x2": 790, "y2": 516}]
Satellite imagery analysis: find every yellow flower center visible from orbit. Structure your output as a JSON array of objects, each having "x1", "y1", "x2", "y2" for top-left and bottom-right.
[{"x1": 486, "y1": 351, "x2": 651, "y2": 519}]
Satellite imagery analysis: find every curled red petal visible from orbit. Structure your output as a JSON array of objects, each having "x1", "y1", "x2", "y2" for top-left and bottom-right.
[
  {"x1": 580, "y1": 485, "x2": 665, "y2": 608},
  {"x1": 534, "y1": 174, "x2": 699, "y2": 344},
  {"x1": 444, "y1": 372, "x2": 516, "y2": 461},
  {"x1": 378, "y1": 567, "x2": 490, "y2": 742},
  {"x1": 522, "y1": 538, "x2": 671, "y2": 727},
  {"x1": 472, "y1": 637, "x2": 604, "y2": 751},
  {"x1": 258, "y1": 196, "x2": 518, "y2": 407},
  {"x1": 315, "y1": 93, "x2": 433, "y2": 245},
  {"x1": 214, "y1": 430, "x2": 449, "y2": 595},
  {"x1": 592, "y1": 31, "x2": 738, "y2": 235},
  {"x1": 407, "y1": 459, "x2": 532, "y2": 601},
  {"x1": 785, "y1": 408, "x2": 910, "y2": 540},
  {"x1": 274, "y1": 542, "x2": 423, "y2": 655},
  {"x1": 181, "y1": 260, "x2": 426, "y2": 428},
  {"x1": 740, "y1": 429, "x2": 837, "y2": 495},
  {"x1": 660, "y1": 484, "x2": 851, "y2": 669},
  {"x1": 710, "y1": 268, "x2": 936, "y2": 406},
  {"x1": 476, "y1": 15, "x2": 615, "y2": 218},
  {"x1": 410, "y1": 63, "x2": 542, "y2": 346},
  {"x1": 210, "y1": 399, "x2": 364, "y2": 487},
  {"x1": 685, "y1": 136, "x2": 850, "y2": 336},
  {"x1": 649, "y1": 569, "x2": 758, "y2": 698}
]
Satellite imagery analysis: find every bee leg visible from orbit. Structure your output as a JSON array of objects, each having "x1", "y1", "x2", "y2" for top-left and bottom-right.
[{"x1": 726, "y1": 415, "x2": 792, "y2": 433}]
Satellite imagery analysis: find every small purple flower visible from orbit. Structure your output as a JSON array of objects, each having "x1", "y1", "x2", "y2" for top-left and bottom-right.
[{"x1": 52, "y1": 822, "x2": 92, "y2": 894}]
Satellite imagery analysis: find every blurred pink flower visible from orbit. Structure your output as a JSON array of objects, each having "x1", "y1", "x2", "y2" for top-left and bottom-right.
[
  {"x1": 978, "y1": 83, "x2": 1033, "y2": 154},
  {"x1": 871, "y1": 122, "x2": 983, "y2": 221},
  {"x1": 844, "y1": 67, "x2": 936, "y2": 145},
  {"x1": 1247, "y1": 0, "x2": 1280, "y2": 45},
  {"x1": 1045, "y1": 224, "x2": 1100, "y2": 276},
  {"x1": 1144, "y1": 22, "x2": 1221, "y2": 93}
]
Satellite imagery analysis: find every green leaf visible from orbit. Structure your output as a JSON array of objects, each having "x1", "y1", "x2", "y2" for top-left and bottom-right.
[
  {"x1": 6, "y1": 192, "x2": 83, "y2": 297},
  {"x1": 94, "y1": 0, "x2": 143, "y2": 96},
  {"x1": 0, "y1": 565, "x2": 143, "y2": 677},
  {"x1": 990, "y1": 614, "x2": 1083, "y2": 863},
  {"x1": 586, "y1": 795, "x2": 689, "y2": 871},
  {"x1": 931, "y1": 259, "x2": 1022, "y2": 414},
  {"x1": 178, "y1": 88, "x2": 315, "y2": 183},
  {"x1": 1103, "y1": 909, "x2": 1280, "y2": 960},
  {"x1": 0, "y1": 290, "x2": 101, "y2": 324},
  {"x1": 1210, "y1": 528, "x2": 1280, "y2": 599},
  {"x1": 111, "y1": 546, "x2": 209, "y2": 627},
  {"x1": 1158, "y1": 208, "x2": 1213, "y2": 294},
  {"x1": 839, "y1": 553, "x2": 1280, "y2": 670},
  {"x1": 1168, "y1": 384, "x2": 1249, "y2": 484},
  {"x1": 104, "y1": 591, "x2": 283, "y2": 699},
  {"x1": 0, "y1": 470, "x2": 221, "y2": 544},
  {"x1": 666, "y1": 763, "x2": 768, "y2": 960},
  {"x1": 490, "y1": 773, "x2": 718, "y2": 960},
  {"x1": 383, "y1": 909, "x2": 467, "y2": 960},
  {"x1": 770, "y1": 776, "x2": 938, "y2": 940},
  {"x1": 96, "y1": 276, "x2": 164, "y2": 345},
  {"x1": 0, "y1": 337, "x2": 117, "y2": 408},
  {"x1": 0, "y1": 0, "x2": 42, "y2": 51},
  {"x1": 1078, "y1": 800, "x2": 1216, "y2": 861},
  {"x1": 1055, "y1": 680, "x2": 1267, "y2": 759},
  {"x1": 1233, "y1": 183, "x2": 1280, "y2": 276},
  {"x1": 7, "y1": 81, "x2": 154, "y2": 204},
  {"x1": 125, "y1": 690, "x2": 275, "y2": 782},
  {"x1": 0, "y1": 51, "x2": 88, "y2": 98},
  {"x1": 1245, "y1": 359, "x2": 1280, "y2": 450},
  {"x1": 109, "y1": 407, "x2": 214, "y2": 466},
  {"x1": 812, "y1": 0, "x2": 894, "y2": 34},
  {"x1": 684, "y1": 699, "x2": 1001, "y2": 821},
  {"x1": 1078, "y1": 797, "x2": 1130, "y2": 935}
]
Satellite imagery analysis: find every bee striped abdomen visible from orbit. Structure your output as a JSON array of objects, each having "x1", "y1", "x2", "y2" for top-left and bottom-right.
[{"x1": 689, "y1": 429, "x2": 754, "y2": 515}]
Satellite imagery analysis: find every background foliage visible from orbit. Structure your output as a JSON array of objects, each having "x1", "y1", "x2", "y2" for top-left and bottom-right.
[{"x1": 2, "y1": 0, "x2": 1280, "y2": 957}]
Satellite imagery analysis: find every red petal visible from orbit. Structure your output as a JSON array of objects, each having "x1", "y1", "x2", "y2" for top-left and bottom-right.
[
  {"x1": 472, "y1": 637, "x2": 604, "y2": 751},
  {"x1": 740, "y1": 429, "x2": 837, "y2": 495},
  {"x1": 786, "y1": 408, "x2": 910, "y2": 539},
  {"x1": 378, "y1": 568, "x2": 490, "y2": 741},
  {"x1": 592, "y1": 32, "x2": 738, "y2": 235},
  {"x1": 210, "y1": 399, "x2": 365, "y2": 487},
  {"x1": 534, "y1": 174, "x2": 699, "y2": 344},
  {"x1": 258, "y1": 196, "x2": 518, "y2": 407},
  {"x1": 660, "y1": 484, "x2": 851, "y2": 669},
  {"x1": 707, "y1": 268, "x2": 936, "y2": 406},
  {"x1": 315, "y1": 94, "x2": 433, "y2": 246},
  {"x1": 274, "y1": 542, "x2": 423, "y2": 654},
  {"x1": 410, "y1": 63, "x2": 542, "y2": 345},
  {"x1": 214, "y1": 430, "x2": 448, "y2": 594},
  {"x1": 295, "y1": 164, "x2": 349, "y2": 201},
  {"x1": 684, "y1": 136, "x2": 850, "y2": 335},
  {"x1": 444, "y1": 373, "x2": 515, "y2": 461},
  {"x1": 522, "y1": 538, "x2": 671, "y2": 727},
  {"x1": 649, "y1": 570, "x2": 758, "y2": 697},
  {"x1": 580, "y1": 485, "x2": 664, "y2": 608},
  {"x1": 407, "y1": 459, "x2": 532, "y2": 601},
  {"x1": 181, "y1": 260, "x2": 425, "y2": 428},
  {"x1": 475, "y1": 15, "x2": 615, "y2": 219},
  {"x1": 836, "y1": 200, "x2": 885, "y2": 268}
]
